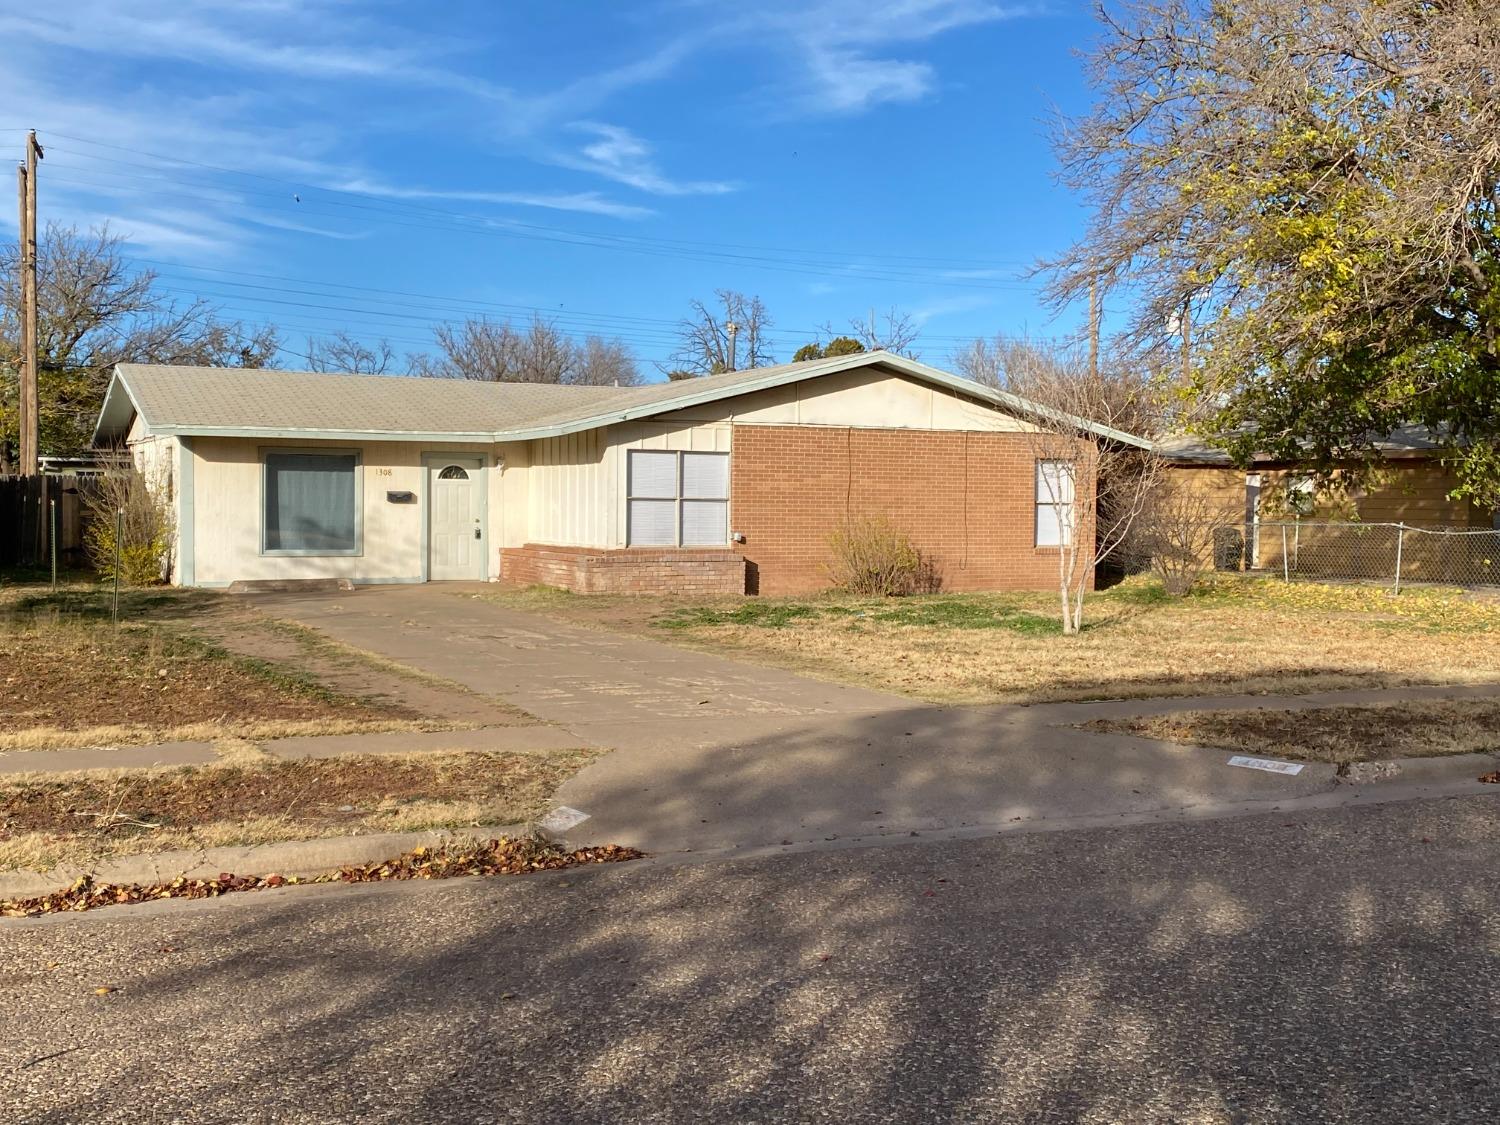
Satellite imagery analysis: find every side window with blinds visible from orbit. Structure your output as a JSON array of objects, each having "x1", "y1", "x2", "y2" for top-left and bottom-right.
[
  {"x1": 1035, "y1": 459, "x2": 1075, "y2": 548},
  {"x1": 627, "y1": 451, "x2": 678, "y2": 547},
  {"x1": 627, "y1": 450, "x2": 729, "y2": 547}
]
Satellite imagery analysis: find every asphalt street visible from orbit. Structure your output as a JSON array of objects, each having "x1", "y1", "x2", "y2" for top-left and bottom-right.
[{"x1": 5, "y1": 794, "x2": 1500, "y2": 1124}]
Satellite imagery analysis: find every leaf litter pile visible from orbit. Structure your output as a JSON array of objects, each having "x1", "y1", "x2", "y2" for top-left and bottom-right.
[{"x1": 1, "y1": 835, "x2": 643, "y2": 918}]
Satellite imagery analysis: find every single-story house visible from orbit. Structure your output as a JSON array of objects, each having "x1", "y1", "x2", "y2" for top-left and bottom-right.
[
  {"x1": 1158, "y1": 428, "x2": 1499, "y2": 578},
  {"x1": 93, "y1": 352, "x2": 1147, "y2": 595}
]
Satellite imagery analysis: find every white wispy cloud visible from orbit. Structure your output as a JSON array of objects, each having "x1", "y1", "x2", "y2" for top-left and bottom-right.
[
  {"x1": 557, "y1": 124, "x2": 735, "y2": 196},
  {"x1": 331, "y1": 178, "x2": 655, "y2": 220},
  {"x1": 749, "y1": 0, "x2": 1036, "y2": 115},
  {"x1": 0, "y1": 2, "x2": 521, "y2": 105},
  {"x1": 910, "y1": 292, "x2": 995, "y2": 323}
]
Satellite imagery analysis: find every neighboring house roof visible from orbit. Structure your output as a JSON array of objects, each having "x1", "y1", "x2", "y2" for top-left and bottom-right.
[
  {"x1": 1158, "y1": 424, "x2": 1450, "y2": 466},
  {"x1": 94, "y1": 352, "x2": 1152, "y2": 449}
]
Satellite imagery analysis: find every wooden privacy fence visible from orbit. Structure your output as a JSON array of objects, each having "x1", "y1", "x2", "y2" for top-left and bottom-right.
[{"x1": 0, "y1": 474, "x2": 98, "y2": 569}]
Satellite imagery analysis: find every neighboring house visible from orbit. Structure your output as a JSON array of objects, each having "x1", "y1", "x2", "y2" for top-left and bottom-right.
[
  {"x1": 93, "y1": 352, "x2": 1146, "y2": 595},
  {"x1": 1158, "y1": 428, "x2": 1498, "y2": 576}
]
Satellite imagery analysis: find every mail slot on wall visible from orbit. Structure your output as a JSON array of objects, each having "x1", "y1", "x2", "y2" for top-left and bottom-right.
[{"x1": 386, "y1": 490, "x2": 416, "y2": 504}]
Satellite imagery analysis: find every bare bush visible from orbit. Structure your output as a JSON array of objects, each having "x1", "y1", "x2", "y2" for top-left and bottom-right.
[
  {"x1": 1134, "y1": 485, "x2": 1222, "y2": 596},
  {"x1": 825, "y1": 516, "x2": 935, "y2": 596},
  {"x1": 82, "y1": 464, "x2": 174, "y2": 585}
]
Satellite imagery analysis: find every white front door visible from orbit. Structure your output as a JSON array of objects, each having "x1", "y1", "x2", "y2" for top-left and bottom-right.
[{"x1": 428, "y1": 456, "x2": 485, "y2": 580}]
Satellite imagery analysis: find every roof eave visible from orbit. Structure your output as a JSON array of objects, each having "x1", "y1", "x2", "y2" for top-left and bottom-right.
[
  {"x1": 91, "y1": 370, "x2": 145, "y2": 446},
  {"x1": 153, "y1": 425, "x2": 501, "y2": 444},
  {"x1": 498, "y1": 351, "x2": 1154, "y2": 448}
]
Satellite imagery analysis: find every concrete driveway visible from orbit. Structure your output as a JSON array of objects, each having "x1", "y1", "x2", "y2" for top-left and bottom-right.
[{"x1": 255, "y1": 585, "x2": 1497, "y2": 855}]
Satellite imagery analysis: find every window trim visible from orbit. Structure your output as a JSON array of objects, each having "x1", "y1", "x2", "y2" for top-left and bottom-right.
[
  {"x1": 259, "y1": 446, "x2": 365, "y2": 558},
  {"x1": 1034, "y1": 458, "x2": 1076, "y2": 549},
  {"x1": 626, "y1": 449, "x2": 730, "y2": 548}
]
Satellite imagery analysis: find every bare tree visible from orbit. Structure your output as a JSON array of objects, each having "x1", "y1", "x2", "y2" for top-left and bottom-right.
[
  {"x1": 952, "y1": 337, "x2": 1004, "y2": 387},
  {"x1": 0, "y1": 223, "x2": 279, "y2": 461},
  {"x1": 666, "y1": 290, "x2": 774, "y2": 376},
  {"x1": 1001, "y1": 339, "x2": 1162, "y2": 633},
  {"x1": 825, "y1": 307, "x2": 920, "y2": 359},
  {"x1": 573, "y1": 336, "x2": 641, "y2": 386},
  {"x1": 414, "y1": 315, "x2": 637, "y2": 385},
  {"x1": 304, "y1": 331, "x2": 395, "y2": 375}
]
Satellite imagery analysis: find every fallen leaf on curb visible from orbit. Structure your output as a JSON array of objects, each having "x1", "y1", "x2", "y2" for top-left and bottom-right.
[
  {"x1": 1479, "y1": 771, "x2": 1500, "y2": 784},
  {"x1": 92, "y1": 986, "x2": 117, "y2": 996},
  {"x1": 0, "y1": 836, "x2": 645, "y2": 918}
]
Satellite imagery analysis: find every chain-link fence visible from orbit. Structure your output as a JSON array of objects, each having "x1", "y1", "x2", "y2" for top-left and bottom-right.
[{"x1": 1213, "y1": 520, "x2": 1500, "y2": 590}]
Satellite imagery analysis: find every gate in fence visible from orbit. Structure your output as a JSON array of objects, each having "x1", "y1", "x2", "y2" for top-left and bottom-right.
[
  {"x1": 0, "y1": 474, "x2": 94, "y2": 570},
  {"x1": 1247, "y1": 520, "x2": 1500, "y2": 590}
]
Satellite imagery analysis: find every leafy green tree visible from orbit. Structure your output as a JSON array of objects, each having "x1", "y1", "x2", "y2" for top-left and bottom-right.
[
  {"x1": 794, "y1": 336, "x2": 866, "y2": 362},
  {"x1": 1, "y1": 224, "x2": 279, "y2": 462},
  {"x1": 1047, "y1": 0, "x2": 1500, "y2": 504}
]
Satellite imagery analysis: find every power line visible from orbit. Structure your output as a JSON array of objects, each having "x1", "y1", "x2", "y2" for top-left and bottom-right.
[
  {"x1": 42, "y1": 147, "x2": 1045, "y2": 291},
  {"x1": 41, "y1": 131, "x2": 1035, "y2": 269}
]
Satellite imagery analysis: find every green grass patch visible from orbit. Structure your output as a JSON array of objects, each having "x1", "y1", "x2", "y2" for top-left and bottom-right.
[
  {"x1": 655, "y1": 602, "x2": 822, "y2": 629},
  {"x1": 654, "y1": 594, "x2": 1059, "y2": 634}
]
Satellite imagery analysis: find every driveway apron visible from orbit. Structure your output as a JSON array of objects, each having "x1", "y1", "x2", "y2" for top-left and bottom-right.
[{"x1": 251, "y1": 585, "x2": 1490, "y2": 855}]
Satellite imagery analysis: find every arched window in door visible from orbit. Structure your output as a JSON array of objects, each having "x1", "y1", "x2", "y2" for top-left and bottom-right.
[{"x1": 438, "y1": 465, "x2": 470, "y2": 480}]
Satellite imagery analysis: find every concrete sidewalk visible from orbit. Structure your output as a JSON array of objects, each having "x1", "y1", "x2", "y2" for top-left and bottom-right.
[
  {"x1": 241, "y1": 585, "x2": 1500, "y2": 855},
  {"x1": 0, "y1": 725, "x2": 591, "y2": 777}
]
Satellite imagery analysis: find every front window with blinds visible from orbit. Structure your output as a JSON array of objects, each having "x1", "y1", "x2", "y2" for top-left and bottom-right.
[
  {"x1": 262, "y1": 450, "x2": 362, "y2": 555},
  {"x1": 1035, "y1": 460, "x2": 1075, "y2": 547},
  {"x1": 627, "y1": 450, "x2": 729, "y2": 547}
]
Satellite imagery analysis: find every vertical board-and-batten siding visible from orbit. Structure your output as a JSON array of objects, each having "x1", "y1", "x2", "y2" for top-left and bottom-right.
[
  {"x1": 525, "y1": 420, "x2": 732, "y2": 550},
  {"x1": 520, "y1": 369, "x2": 1032, "y2": 552}
]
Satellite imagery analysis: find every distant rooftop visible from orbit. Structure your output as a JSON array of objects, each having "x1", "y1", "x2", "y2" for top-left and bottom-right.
[{"x1": 1158, "y1": 424, "x2": 1450, "y2": 466}]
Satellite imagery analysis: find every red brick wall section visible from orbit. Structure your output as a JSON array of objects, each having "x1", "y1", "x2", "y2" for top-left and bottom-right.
[
  {"x1": 730, "y1": 425, "x2": 1096, "y2": 596},
  {"x1": 502, "y1": 544, "x2": 747, "y2": 595}
]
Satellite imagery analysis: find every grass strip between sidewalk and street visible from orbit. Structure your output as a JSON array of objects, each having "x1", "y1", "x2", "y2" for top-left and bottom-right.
[
  {"x1": 0, "y1": 747, "x2": 599, "y2": 873},
  {"x1": 1083, "y1": 698, "x2": 1500, "y2": 766}
]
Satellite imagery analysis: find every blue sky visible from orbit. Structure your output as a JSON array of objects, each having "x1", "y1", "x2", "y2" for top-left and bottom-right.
[{"x1": 0, "y1": 0, "x2": 1105, "y2": 376}]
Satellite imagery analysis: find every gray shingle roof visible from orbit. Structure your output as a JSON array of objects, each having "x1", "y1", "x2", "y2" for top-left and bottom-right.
[
  {"x1": 96, "y1": 352, "x2": 1152, "y2": 449},
  {"x1": 97, "y1": 365, "x2": 623, "y2": 442}
]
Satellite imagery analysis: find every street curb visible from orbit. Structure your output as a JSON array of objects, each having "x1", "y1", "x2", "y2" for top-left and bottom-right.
[
  {"x1": 0, "y1": 821, "x2": 534, "y2": 900},
  {"x1": 1334, "y1": 751, "x2": 1500, "y2": 786}
]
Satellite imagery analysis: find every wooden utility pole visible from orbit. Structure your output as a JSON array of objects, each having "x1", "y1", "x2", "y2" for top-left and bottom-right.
[
  {"x1": 17, "y1": 130, "x2": 41, "y2": 476},
  {"x1": 1087, "y1": 280, "x2": 1100, "y2": 381},
  {"x1": 725, "y1": 320, "x2": 738, "y2": 372}
]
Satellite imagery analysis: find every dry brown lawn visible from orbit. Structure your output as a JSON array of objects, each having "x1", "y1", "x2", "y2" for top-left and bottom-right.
[
  {"x1": 0, "y1": 585, "x2": 467, "y2": 749},
  {"x1": 0, "y1": 746, "x2": 597, "y2": 872},
  {"x1": 484, "y1": 576, "x2": 1500, "y2": 704},
  {"x1": 1085, "y1": 699, "x2": 1500, "y2": 766}
]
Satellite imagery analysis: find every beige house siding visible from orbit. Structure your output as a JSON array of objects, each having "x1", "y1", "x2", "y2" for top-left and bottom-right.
[
  {"x1": 656, "y1": 366, "x2": 1038, "y2": 431},
  {"x1": 126, "y1": 368, "x2": 1066, "y2": 588},
  {"x1": 179, "y1": 437, "x2": 510, "y2": 586},
  {"x1": 126, "y1": 414, "x2": 181, "y2": 580}
]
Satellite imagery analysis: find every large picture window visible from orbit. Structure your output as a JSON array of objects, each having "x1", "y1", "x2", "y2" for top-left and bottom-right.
[
  {"x1": 628, "y1": 450, "x2": 729, "y2": 547},
  {"x1": 1035, "y1": 459, "x2": 1075, "y2": 548},
  {"x1": 262, "y1": 450, "x2": 361, "y2": 555}
]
